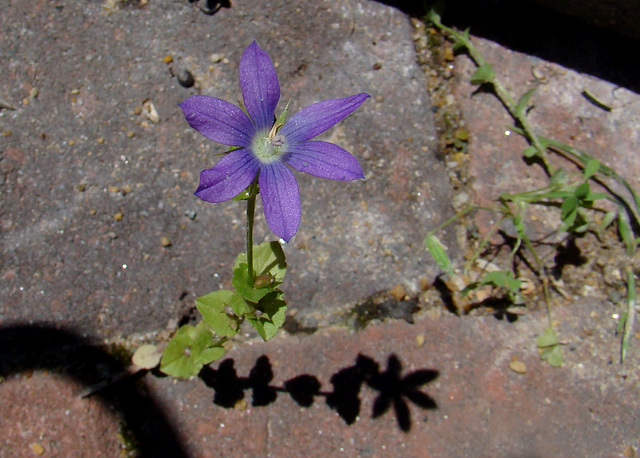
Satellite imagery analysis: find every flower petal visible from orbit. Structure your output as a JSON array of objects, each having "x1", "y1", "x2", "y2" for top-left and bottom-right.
[
  {"x1": 180, "y1": 95, "x2": 254, "y2": 147},
  {"x1": 194, "y1": 148, "x2": 260, "y2": 203},
  {"x1": 259, "y1": 162, "x2": 300, "y2": 242},
  {"x1": 284, "y1": 141, "x2": 365, "y2": 181},
  {"x1": 280, "y1": 93, "x2": 370, "y2": 143},
  {"x1": 239, "y1": 41, "x2": 281, "y2": 130}
]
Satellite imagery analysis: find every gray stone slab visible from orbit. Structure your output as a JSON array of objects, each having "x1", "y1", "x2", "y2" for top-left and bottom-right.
[{"x1": 0, "y1": 0, "x2": 455, "y2": 338}]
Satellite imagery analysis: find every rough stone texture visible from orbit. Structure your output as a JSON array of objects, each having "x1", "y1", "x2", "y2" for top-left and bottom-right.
[
  {"x1": 0, "y1": 373, "x2": 121, "y2": 456},
  {"x1": 0, "y1": 0, "x2": 454, "y2": 339},
  {"x1": 6, "y1": 300, "x2": 628, "y2": 457},
  {"x1": 452, "y1": 36, "x2": 640, "y2": 238},
  {"x1": 147, "y1": 300, "x2": 638, "y2": 457}
]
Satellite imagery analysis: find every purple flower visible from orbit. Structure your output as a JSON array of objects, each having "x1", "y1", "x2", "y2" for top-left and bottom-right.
[{"x1": 179, "y1": 41, "x2": 369, "y2": 242}]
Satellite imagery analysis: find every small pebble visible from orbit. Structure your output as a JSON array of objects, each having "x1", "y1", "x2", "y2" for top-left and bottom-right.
[
  {"x1": 415, "y1": 334, "x2": 425, "y2": 347},
  {"x1": 108, "y1": 185, "x2": 119, "y2": 193},
  {"x1": 443, "y1": 47, "x2": 455, "y2": 61},
  {"x1": 210, "y1": 53, "x2": 224, "y2": 63},
  {"x1": 623, "y1": 444, "x2": 636, "y2": 457},
  {"x1": 389, "y1": 284, "x2": 406, "y2": 301},
  {"x1": 161, "y1": 236, "x2": 172, "y2": 247},
  {"x1": 455, "y1": 128, "x2": 469, "y2": 141},
  {"x1": 1, "y1": 130, "x2": 12, "y2": 137},
  {"x1": 163, "y1": 54, "x2": 173, "y2": 64},
  {"x1": 127, "y1": 130, "x2": 135, "y2": 138},
  {"x1": 372, "y1": 62, "x2": 382, "y2": 70},
  {"x1": 142, "y1": 99, "x2": 160, "y2": 123},
  {"x1": 114, "y1": 212, "x2": 123, "y2": 221},
  {"x1": 509, "y1": 358, "x2": 527, "y2": 374},
  {"x1": 77, "y1": 183, "x2": 86, "y2": 192},
  {"x1": 89, "y1": 209, "x2": 97, "y2": 215},
  {"x1": 121, "y1": 184, "x2": 132, "y2": 195},
  {"x1": 132, "y1": 344, "x2": 162, "y2": 369},
  {"x1": 97, "y1": 137, "x2": 105, "y2": 144},
  {"x1": 30, "y1": 442, "x2": 45, "y2": 455}
]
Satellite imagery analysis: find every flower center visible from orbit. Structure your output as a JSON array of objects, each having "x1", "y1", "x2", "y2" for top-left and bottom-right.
[{"x1": 251, "y1": 128, "x2": 287, "y2": 164}]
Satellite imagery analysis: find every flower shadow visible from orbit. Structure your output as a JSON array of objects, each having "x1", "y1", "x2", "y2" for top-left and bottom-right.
[{"x1": 199, "y1": 353, "x2": 439, "y2": 432}]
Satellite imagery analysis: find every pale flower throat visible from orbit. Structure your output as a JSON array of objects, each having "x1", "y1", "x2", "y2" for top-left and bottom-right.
[{"x1": 252, "y1": 128, "x2": 287, "y2": 164}]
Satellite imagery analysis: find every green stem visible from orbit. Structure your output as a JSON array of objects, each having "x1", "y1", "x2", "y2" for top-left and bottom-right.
[
  {"x1": 463, "y1": 213, "x2": 507, "y2": 272},
  {"x1": 429, "y1": 205, "x2": 476, "y2": 233},
  {"x1": 430, "y1": 15, "x2": 554, "y2": 174},
  {"x1": 622, "y1": 267, "x2": 636, "y2": 363},
  {"x1": 246, "y1": 180, "x2": 258, "y2": 285}
]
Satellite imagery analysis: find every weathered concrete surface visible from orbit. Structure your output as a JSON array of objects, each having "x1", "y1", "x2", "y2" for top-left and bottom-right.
[
  {"x1": 1, "y1": 0, "x2": 454, "y2": 339},
  {"x1": 452, "y1": 36, "x2": 640, "y2": 238},
  {"x1": 2, "y1": 300, "x2": 638, "y2": 456},
  {"x1": 146, "y1": 299, "x2": 639, "y2": 457}
]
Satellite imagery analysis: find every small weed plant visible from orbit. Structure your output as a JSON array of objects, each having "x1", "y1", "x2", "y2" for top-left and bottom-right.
[{"x1": 424, "y1": 4, "x2": 638, "y2": 365}]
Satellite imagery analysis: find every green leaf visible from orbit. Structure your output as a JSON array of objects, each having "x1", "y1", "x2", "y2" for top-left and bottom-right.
[
  {"x1": 232, "y1": 179, "x2": 258, "y2": 201},
  {"x1": 584, "y1": 192, "x2": 608, "y2": 202},
  {"x1": 245, "y1": 291, "x2": 287, "y2": 341},
  {"x1": 195, "y1": 290, "x2": 240, "y2": 337},
  {"x1": 561, "y1": 195, "x2": 578, "y2": 223},
  {"x1": 600, "y1": 210, "x2": 617, "y2": 231},
  {"x1": 230, "y1": 291, "x2": 254, "y2": 316},
  {"x1": 160, "y1": 322, "x2": 225, "y2": 378},
  {"x1": 513, "y1": 212, "x2": 526, "y2": 239},
  {"x1": 470, "y1": 64, "x2": 495, "y2": 85},
  {"x1": 515, "y1": 88, "x2": 536, "y2": 118},
  {"x1": 232, "y1": 188, "x2": 252, "y2": 201},
  {"x1": 581, "y1": 90, "x2": 612, "y2": 112},
  {"x1": 617, "y1": 311, "x2": 628, "y2": 335},
  {"x1": 425, "y1": 234, "x2": 452, "y2": 274},
  {"x1": 426, "y1": 2, "x2": 445, "y2": 25},
  {"x1": 540, "y1": 345, "x2": 564, "y2": 367},
  {"x1": 617, "y1": 209, "x2": 637, "y2": 255},
  {"x1": 233, "y1": 263, "x2": 275, "y2": 302},
  {"x1": 459, "y1": 282, "x2": 480, "y2": 298},
  {"x1": 583, "y1": 159, "x2": 600, "y2": 180},
  {"x1": 450, "y1": 29, "x2": 471, "y2": 52},
  {"x1": 549, "y1": 168, "x2": 567, "y2": 185},
  {"x1": 191, "y1": 321, "x2": 226, "y2": 365},
  {"x1": 621, "y1": 268, "x2": 636, "y2": 363},
  {"x1": 575, "y1": 182, "x2": 590, "y2": 199},
  {"x1": 480, "y1": 271, "x2": 522, "y2": 293},
  {"x1": 235, "y1": 241, "x2": 287, "y2": 282},
  {"x1": 536, "y1": 326, "x2": 559, "y2": 348},
  {"x1": 272, "y1": 98, "x2": 292, "y2": 134},
  {"x1": 522, "y1": 145, "x2": 537, "y2": 158}
]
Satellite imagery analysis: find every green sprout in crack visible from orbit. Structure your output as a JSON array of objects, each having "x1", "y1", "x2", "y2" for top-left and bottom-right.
[{"x1": 424, "y1": 3, "x2": 638, "y2": 365}]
